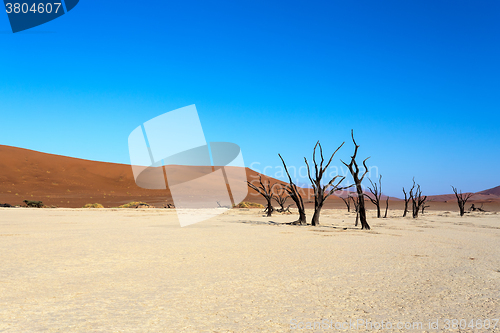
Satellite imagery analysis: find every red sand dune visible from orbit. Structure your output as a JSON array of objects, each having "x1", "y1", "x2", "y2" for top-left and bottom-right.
[
  {"x1": 0, "y1": 145, "x2": 311, "y2": 208},
  {"x1": 0, "y1": 145, "x2": 498, "y2": 211},
  {"x1": 427, "y1": 189, "x2": 500, "y2": 203},
  {"x1": 477, "y1": 185, "x2": 500, "y2": 196}
]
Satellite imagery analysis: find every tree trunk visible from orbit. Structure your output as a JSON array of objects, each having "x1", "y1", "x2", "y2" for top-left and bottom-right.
[
  {"x1": 297, "y1": 210, "x2": 307, "y2": 225},
  {"x1": 311, "y1": 202, "x2": 323, "y2": 226},
  {"x1": 384, "y1": 197, "x2": 389, "y2": 218},
  {"x1": 266, "y1": 199, "x2": 273, "y2": 217},
  {"x1": 342, "y1": 197, "x2": 351, "y2": 212},
  {"x1": 351, "y1": 196, "x2": 359, "y2": 226},
  {"x1": 412, "y1": 202, "x2": 419, "y2": 218},
  {"x1": 403, "y1": 201, "x2": 408, "y2": 217},
  {"x1": 247, "y1": 175, "x2": 276, "y2": 217},
  {"x1": 376, "y1": 205, "x2": 381, "y2": 218},
  {"x1": 452, "y1": 186, "x2": 473, "y2": 217},
  {"x1": 341, "y1": 130, "x2": 371, "y2": 230},
  {"x1": 358, "y1": 199, "x2": 369, "y2": 229},
  {"x1": 356, "y1": 186, "x2": 370, "y2": 230},
  {"x1": 287, "y1": 190, "x2": 307, "y2": 225}
]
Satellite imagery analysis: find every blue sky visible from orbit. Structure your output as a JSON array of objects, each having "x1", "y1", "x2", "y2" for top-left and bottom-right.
[{"x1": 0, "y1": 0, "x2": 499, "y2": 196}]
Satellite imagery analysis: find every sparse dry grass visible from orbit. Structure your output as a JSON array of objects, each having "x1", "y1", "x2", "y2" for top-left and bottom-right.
[
  {"x1": 233, "y1": 201, "x2": 265, "y2": 208},
  {"x1": 83, "y1": 203, "x2": 104, "y2": 208},
  {"x1": 118, "y1": 201, "x2": 149, "y2": 208}
]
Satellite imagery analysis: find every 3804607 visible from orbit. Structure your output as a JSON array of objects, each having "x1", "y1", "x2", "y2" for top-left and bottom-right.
[
  {"x1": 442, "y1": 318, "x2": 499, "y2": 330},
  {"x1": 5, "y1": 3, "x2": 62, "y2": 14}
]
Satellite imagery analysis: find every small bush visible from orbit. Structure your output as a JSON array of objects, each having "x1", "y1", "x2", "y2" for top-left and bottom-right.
[
  {"x1": 119, "y1": 201, "x2": 149, "y2": 208},
  {"x1": 83, "y1": 203, "x2": 104, "y2": 208},
  {"x1": 233, "y1": 202, "x2": 265, "y2": 209},
  {"x1": 23, "y1": 200, "x2": 44, "y2": 208}
]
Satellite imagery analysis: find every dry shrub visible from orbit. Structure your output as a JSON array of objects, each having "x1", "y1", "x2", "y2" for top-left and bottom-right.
[
  {"x1": 83, "y1": 203, "x2": 104, "y2": 208},
  {"x1": 234, "y1": 202, "x2": 265, "y2": 209},
  {"x1": 119, "y1": 201, "x2": 149, "y2": 208}
]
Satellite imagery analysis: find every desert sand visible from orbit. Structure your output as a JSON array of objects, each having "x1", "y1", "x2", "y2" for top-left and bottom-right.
[{"x1": 0, "y1": 208, "x2": 499, "y2": 332}]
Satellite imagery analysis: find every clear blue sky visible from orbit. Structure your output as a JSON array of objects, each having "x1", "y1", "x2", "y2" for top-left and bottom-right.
[{"x1": 1, "y1": 0, "x2": 499, "y2": 197}]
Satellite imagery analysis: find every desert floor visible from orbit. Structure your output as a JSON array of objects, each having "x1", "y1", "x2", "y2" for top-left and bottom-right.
[{"x1": 0, "y1": 208, "x2": 499, "y2": 332}]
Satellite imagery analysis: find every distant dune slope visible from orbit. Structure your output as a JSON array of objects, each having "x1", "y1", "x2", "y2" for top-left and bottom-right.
[
  {"x1": 0, "y1": 145, "x2": 498, "y2": 209},
  {"x1": 477, "y1": 185, "x2": 500, "y2": 196},
  {"x1": 0, "y1": 145, "x2": 295, "y2": 208},
  {"x1": 427, "y1": 187, "x2": 500, "y2": 203}
]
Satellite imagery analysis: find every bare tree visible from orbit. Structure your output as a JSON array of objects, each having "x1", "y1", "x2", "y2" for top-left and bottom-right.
[
  {"x1": 383, "y1": 196, "x2": 389, "y2": 218},
  {"x1": 410, "y1": 179, "x2": 427, "y2": 218},
  {"x1": 470, "y1": 204, "x2": 486, "y2": 212},
  {"x1": 247, "y1": 175, "x2": 276, "y2": 217},
  {"x1": 451, "y1": 186, "x2": 474, "y2": 216},
  {"x1": 341, "y1": 195, "x2": 351, "y2": 212},
  {"x1": 421, "y1": 202, "x2": 430, "y2": 215},
  {"x1": 305, "y1": 141, "x2": 352, "y2": 226},
  {"x1": 366, "y1": 175, "x2": 383, "y2": 218},
  {"x1": 279, "y1": 154, "x2": 307, "y2": 225},
  {"x1": 273, "y1": 185, "x2": 290, "y2": 213},
  {"x1": 350, "y1": 195, "x2": 360, "y2": 226},
  {"x1": 402, "y1": 186, "x2": 412, "y2": 217},
  {"x1": 341, "y1": 130, "x2": 371, "y2": 230}
]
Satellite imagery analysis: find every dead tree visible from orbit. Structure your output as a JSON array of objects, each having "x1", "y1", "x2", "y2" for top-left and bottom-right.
[
  {"x1": 383, "y1": 196, "x2": 389, "y2": 218},
  {"x1": 341, "y1": 195, "x2": 351, "y2": 212},
  {"x1": 341, "y1": 130, "x2": 371, "y2": 230},
  {"x1": 350, "y1": 195, "x2": 360, "y2": 226},
  {"x1": 402, "y1": 186, "x2": 412, "y2": 217},
  {"x1": 273, "y1": 185, "x2": 290, "y2": 213},
  {"x1": 247, "y1": 175, "x2": 276, "y2": 217},
  {"x1": 452, "y1": 186, "x2": 474, "y2": 216},
  {"x1": 279, "y1": 154, "x2": 307, "y2": 225},
  {"x1": 305, "y1": 141, "x2": 352, "y2": 226},
  {"x1": 421, "y1": 202, "x2": 430, "y2": 215},
  {"x1": 470, "y1": 204, "x2": 486, "y2": 212},
  {"x1": 366, "y1": 175, "x2": 383, "y2": 218},
  {"x1": 410, "y1": 179, "x2": 427, "y2": 218},
  {"x1": 282, "y1": 205, "x2": 292, "y2": 213}
]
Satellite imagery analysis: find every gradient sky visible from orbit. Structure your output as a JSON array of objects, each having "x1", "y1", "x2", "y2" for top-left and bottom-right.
[{"x1": 0, "y1": 0, "x2": 499, "y2": 197}]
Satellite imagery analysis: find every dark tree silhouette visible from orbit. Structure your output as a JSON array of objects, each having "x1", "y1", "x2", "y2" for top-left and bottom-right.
[
  {"x1": 421, "y1": 202, "x2": 430, "y2": 215},
  {"x1": 341, "y1": 130, "x2": 371, "y2": 230},
  {"x1": 341, "y1": 195, "x2": 351, "y2": 212},
  {"x1": 350, "y1": 195, "x2": 360, "y2": 226},
  {"x1": 470, "y1": 204, "x2": 485, "y2": 212},
  {"x1": 383, "y1": 196, "x2": 389, "y2": 218},
  {"x1": 402, "y1": 186, "x2": 412, "y2": 217},
  {"x1": 247, "y1": 175, "x2": 276, "y2": 217},
  {"x1": 279, "y1": 154, "x2": 307, "y2": 225},
  {"x1": 273, "y1": 185, "x2": 290, "y2": 213},
  {"x1": 305, "y1": 141, "x2": 352, "y2": 226},
  {"x1": 366, "y1": 175, "x2": 383, "y2": 218},
  {"x1": 451, "y1": 186, "x2": 474, "y2": 216},
  {"x1": 410, "y1": 179, "x2": 427, "y2": 218}
]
